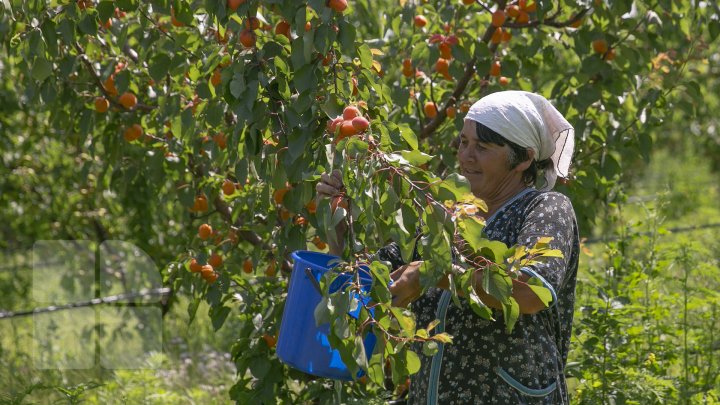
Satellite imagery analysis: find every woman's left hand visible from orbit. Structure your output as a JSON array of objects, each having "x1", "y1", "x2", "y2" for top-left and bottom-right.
[{"x1": 389, "y1": 261, "x2": 424, "y2": 307}]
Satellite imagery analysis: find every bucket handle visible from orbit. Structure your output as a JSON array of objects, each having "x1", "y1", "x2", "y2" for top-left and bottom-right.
[{"x1": 304, "y1": 267, "x2": 324, "y2": 295}]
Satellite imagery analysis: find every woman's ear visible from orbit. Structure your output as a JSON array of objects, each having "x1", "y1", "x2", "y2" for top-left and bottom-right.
[{"x1": 513, "y1": 148, "x2": 535, "y2": 173}]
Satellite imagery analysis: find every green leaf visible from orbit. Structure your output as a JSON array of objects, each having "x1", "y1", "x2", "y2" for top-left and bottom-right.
[
  {"x1": 431, "y1": 332, "x2": 453, "y2": 344},
  {"x1": 31, "y1": 57, "x2": 53, "y2": 82},
  {"x1": 78, "y1": 14, "x2": 98, "y2": 36},
  {"x1": 210, "y1": 305, "x2": 231, "y2": 331},
  {"x1": 502, "y1": 299, "x2": 520, "y2": 334},
  {"x1": 709, "y1": 20, "x2": 720, "y2": 41},
  {"x1": 467, "y1": 287, "x2": 493, "y2": 320},
  {"x1": 526, "y1": 280, "x2": 553, "y2": 307},
  {"x1": 404, "y1": 349, "x2": 421, "y2": 374},
  {"x1": 436, "y1": 174, "x2": 472, "y2": 200},
  {"x1": 399, "y1": 150, "x2": 433, "y2": 166},
  {"x1": 367, "y1": 351, "x2": 385, "y2": 385},
  {"x1": 149, "y1": 53, "x2": 171, "y2": 83},
  {"x1": 390, "y1": 307, "x2": 416, "y2": 337},
  {"x1": 353, "y1": 335, "x2": 368, "y2": 371},
  {"x1": 482, "y1": 265, "x2": 513, "y2": 301},
  {"x1": 333, "y1": 315, "x2": 351, "y2": 339},
  {"x1": 314, "y1": 296, "x2": 331, "y2": 326},
  {"x1": 398, "y1": 124, "x2": 418, "y2": 149},
  {"x1": 358, "y1": 44, "x2": 373, "y2": 69},
  {"x1": 457, "y1": 216, "x2": 486, "y2": 251},
  {"x1": 422, "y1": 340, "x2": 439, "y2": 356}
]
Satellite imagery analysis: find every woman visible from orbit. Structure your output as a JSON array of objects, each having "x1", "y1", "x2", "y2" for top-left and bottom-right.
[{"x1": 317, "y1": 91, "x2": 580, "y2": 404}]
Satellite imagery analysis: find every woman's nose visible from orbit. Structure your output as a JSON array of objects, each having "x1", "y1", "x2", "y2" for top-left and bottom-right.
[{"x1": 458, "y1": 146, "x2": 474, "y2": 163}]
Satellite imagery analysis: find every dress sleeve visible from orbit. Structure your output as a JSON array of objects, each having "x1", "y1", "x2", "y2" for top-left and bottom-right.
[{"x1": 517, "y1": 192, "x2": 579, "y2": 294}]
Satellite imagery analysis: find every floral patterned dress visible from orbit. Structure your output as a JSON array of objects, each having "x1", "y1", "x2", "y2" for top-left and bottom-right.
[{"x1": 375, "y1": 189, "x2": 580, "y2": 404}]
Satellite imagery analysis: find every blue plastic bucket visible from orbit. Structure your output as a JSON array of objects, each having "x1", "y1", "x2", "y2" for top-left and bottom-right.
[{"x1": 276, "y1": 251, "x2": 376, "y2": 380}]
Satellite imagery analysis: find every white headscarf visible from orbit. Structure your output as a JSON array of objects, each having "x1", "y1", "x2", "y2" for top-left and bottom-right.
[{"x1": 465, "y1": 91, "x2": 574, "y2": 191}]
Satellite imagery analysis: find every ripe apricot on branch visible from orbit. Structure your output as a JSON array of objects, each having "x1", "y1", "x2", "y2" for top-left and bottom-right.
[
  {"x1": 103, "y1": 76, "x2": 118, "y2": 97},
  {"x1": 439, "y1": 42, "x2": 452, "y2": 59},
  {"x1": 312, "y1": 236, "x2": 327, "y2": 250},
  {"x1": 605, "y1": 48, "x2": 617, "y2": 61},
  {"x1": 211, "y1": 69, "x2": 222, "y2": 87},
  {"x1": 94, "y1": 97, "x2": 109, "y2": 113},
  {"x1": 275, "y1": 20, "x2": 291, "y2": 39},
  {"x1": 222, "y1": 179, "x2": 235, "y2": 196},
  {"x1": 338, "y1": 120, "x2": 358, "y2": 140},
  {"x1": 243, "y1": 259, "x2": 253, "y2": 273},
  {"x1": 499, "y1": 76, "x2": 510, "y2": 86},
  {"x1": 262, "y1": 334, "x2": 277, "y2": 348},
  {"x1": 592, "y1": 39, "x2": 608, "y2": 54},
  {"x1": 119, "y1": 92, "x2": 137, "y2": 109},
  {"x1": 446, "y1": 106, "x2": 456, "y2": 118},
  {"x1": 239, "y1": 29, "x2": 256, "y2": 48},
  {"x1": 492, "y1": 10, "x2": 506, "y2": 27},
  {"x1": 198, "y1": 223, "x2": 213, "y2": 240},
  {"x1": 123, "y1": 124, "x2": 143, "y2": 142},
  {"x1": 414, "y1": 15, "x2": 427, "y2": 28},
  {"x1": 327, "y1": 116, "x2": 343, "y2": 133},
  {"x1": 516, "y1": 10, "x2": 530, "y2": 24},
  {"x1": 489, "y1": 60, "x2": 501, "y2": 77},
  {"x1": 213, "y1": 133, "x2": 227, "y2": 149},
  {"x1": 351, "y1": 116, "x2": 370, "y2": 132},
  {"x1": 189, "y1": 258, "x2": 203, "y2": 273},
  {"x1": 192, "y1": 194, "x2": 209, "y2": 212},
  {"x1": 424, "y1": 102, "x2": 438, "y2": 118},
  {"x1": 328, "y1": 0, "x2": 348, "y2": 13},
  {"x1": 266, "y1": 260, "x2": 277, "y2": 277},
  {"x1": 245, "y1": 17, "x2": 260, "y2": 31},
  {"x1": 208, "y1": 253, "x2": 223, "y2": 268},
  {"x1": 342, "y1": 105, "x2": 361, "y2": 120},
  {"x1": 273, "y1": 187, "x2": 290, "y2": 205},
  {"x1": 227, "y1": 0, "x2": 244, "y2": 11}
]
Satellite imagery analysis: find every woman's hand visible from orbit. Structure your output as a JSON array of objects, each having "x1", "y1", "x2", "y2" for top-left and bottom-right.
[
  {"x1": 315, "y1": 169, "x2": 344, "y2": 199},
  {"x1": 389, "y1": 261, "x2": 424, "y2": 307},
  {"x1": 315, "y1": 169, "x2": 348, "y2": 256}
]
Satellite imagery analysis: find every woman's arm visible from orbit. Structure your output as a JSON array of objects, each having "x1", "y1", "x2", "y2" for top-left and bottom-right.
[{"x1": 390, "y1": 262, "x2": 546, "y2": 314}]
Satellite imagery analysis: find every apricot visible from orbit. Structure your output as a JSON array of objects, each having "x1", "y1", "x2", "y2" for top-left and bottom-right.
[
  {"x1": 446, "y1": 106, "x2": 456, "y2": 118},
  {"x1": 208, "y1": 253, "x2": 223, "y2": 268},
  {"x1": 266, "y1": 260, "x2": 277, "y2": 277},
  {"x1": 227, "y1": 0, "x2": 244, "y2": 11},
  {"x1": 414, "y1": 15, "x2": 427, "y2": 28},
  {"x1": 275, "y1": 20, "x2": 291, "y2": 39},
  {"x1": 328, "y1": 0, "x2": 348, "y2": 13},
  {"x1": 211, "y1": 69, "x2": 222, "y2": 86},
  {"x1": 351, "y1": 116, "x2": 370, "y2": 132},
  {"x1": 489, "y1": 60, "x2": 501, "y2": 77},
  {"x1": 94, "y1": 97, "x2": 109, "y2": 113},
  {"x1": 424, "y1": 101, "x2": 438, "y2": 118},
  {"x1": 592, "y1": 39, "x2": 608, "y2": 54},
  {"x1": 273, "y1": 187, "x2": 290, "y2": 205},
  {"x1": 343, "y1": 105, "x2": 361, "y2": 120},
  {"x1": 239, "y1": 29, "x2": 256, "y2": 48},
  {"x1": 192, "y1": 194, "x2": 209, "y2": 212},
  {"x1": 123, "y1": 124, "x2": 143, "y2": 142},
  {"x1": 243, "y1": 259, "x2": 253, "y2": 273},
  {"x1": 491, "y1": 10, "x2": 506, "y2": 27},
  {"x1": 198, "y1": 223, "x2": 213, "y2": 240},
  {"x1": 222, "y1": 179, "x2": 235, "y2": 196},
  {"x1": 119, "y1": 92, "x2": 137, "y2": 109},
  {"x1": 189, "y1": 258, "x2": 203, "y2": 273},
  {"x1": 439, "y1": 42, "x2": 453, "y2": 59}
]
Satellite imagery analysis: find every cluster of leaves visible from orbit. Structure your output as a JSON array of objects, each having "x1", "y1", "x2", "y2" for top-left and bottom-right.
[{"x1": 1, "y1": 0, "x2": 717, "y2": 402}]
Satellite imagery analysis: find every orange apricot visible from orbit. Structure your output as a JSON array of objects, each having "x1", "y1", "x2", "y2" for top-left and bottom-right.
[{"x1": 198, "y1": 223, "x2": 213, "y2": 240}]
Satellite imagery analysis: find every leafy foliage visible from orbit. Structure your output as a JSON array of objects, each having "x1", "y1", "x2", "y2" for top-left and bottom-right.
[{"x1": 1, "y1": 0, "x2": 719, "y2": 402}]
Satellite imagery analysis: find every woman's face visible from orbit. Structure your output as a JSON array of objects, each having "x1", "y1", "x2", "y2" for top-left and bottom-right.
[{"x1": 457, "y1": 120, "x2": 526, "y2": 200}]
